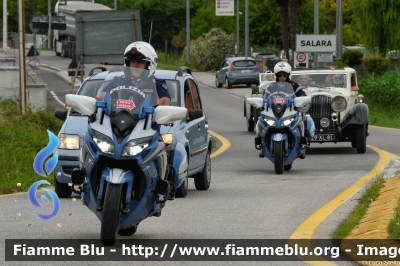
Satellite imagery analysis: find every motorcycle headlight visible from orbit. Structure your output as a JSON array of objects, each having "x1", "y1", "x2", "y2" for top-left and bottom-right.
[
  {"x1": 122, "y1": 136, "x2": 153, "y2": 156},
  {"x1": 58, "y1": 134, "x2": 79, "y2": 149},
  {"x1": 331, "y1": 95, "x2": 348, "y2": 112},
  {"x1": 281, "y1": 116, "x2": 295, "y2": 126},
  {"x1": 263, "y1": 116, "x2": 276, "y2": 126},
  {"x1": 91, "y1": 130, "x2": 114, "y2": 155},
  {"x1": 161, "y1": 133, "x2": 173, "y2": 144}
]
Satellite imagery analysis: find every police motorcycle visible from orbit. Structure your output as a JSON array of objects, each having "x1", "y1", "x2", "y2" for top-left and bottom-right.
[
  {"x1": 65, "y1": 67, "x2": 187, "y2": 246},
  {"x1": 247, "y1": 82, "x2": 315, "y2": 174}
]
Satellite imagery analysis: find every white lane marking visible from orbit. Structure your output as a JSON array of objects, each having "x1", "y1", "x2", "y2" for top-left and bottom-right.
[{"x1": 50, "y1": 91, "x2": 65, "y2": 107}]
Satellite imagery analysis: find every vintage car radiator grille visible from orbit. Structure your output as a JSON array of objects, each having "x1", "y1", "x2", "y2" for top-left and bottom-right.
[{"x1": 308, "y1": 95, "x2": 336, "y2": 130}]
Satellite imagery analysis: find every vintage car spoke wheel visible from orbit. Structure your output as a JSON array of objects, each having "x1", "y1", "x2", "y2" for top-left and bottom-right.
[
  {"x1": 356, "y1": 124, "x2": 367, "y2": 153},
  {"x1": 274, "y1": 141, "x2": 284, "y2": 174},
  {"x1": 101, "y1": 183, "x2": 123, "y2": 246},
  {"x1": 175, "y1": 173, "x2": 188, "y2": 198},
  {"x1": 118, "y1": 224, "x2": 138, "y2": 236},
  {"x1": 284, "y1": 163, "x2": 292, "y2": 171},
  {"x1": 215, "y1": 76, "x2": 222, "y2": 88},
  {"x1": 194, "y1": 151, "x2": 211, "y2": 190},
  {"x1": 247, "y1": 116, "x2": 255, "y2": 132},
  {"x1": 54, "y1": 173, "x2": 72, "y2": 198},
  {"x1": 225, "y1": 77, "x2": 232, "y2": 88}
]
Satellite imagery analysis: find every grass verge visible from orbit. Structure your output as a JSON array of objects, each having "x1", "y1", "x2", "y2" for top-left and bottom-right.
[
  {"x1": 334, "y1": 175, "x2": 385, "y2": 239},
  {"x1": 157, "y1": 52, "x2": 197, "y2": 71},
  {"x1": 0, "y1": 100, "x2": 63, "y2": 194},
  {"x1": 387, "y1": 197, "x2": 400, "y2": 239},
  {"x1": 367, "y1": 103, "x2": 400, "y2": 129}
]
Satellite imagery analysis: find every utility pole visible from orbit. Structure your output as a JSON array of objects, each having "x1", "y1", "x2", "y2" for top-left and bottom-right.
[
  {"x1": 3, "y1": 0, "x2": 7, "y2": 50},
  {"x1": 18, "y1": 0, "x2": 27, "y2": 113},
  {"x1": 48, "y1": 0, "x2": 51, "y2": 48},
  {"x1": 236, "y1": 0, "x2": 239, "y2": 56},
  {"x1": 336, "y1": 0, "x2": 343, "y2": 59},
  {"x1": 244, "y1": 0, "x2": 248, "y2": 57},
  {"x1": 314, "y1": 0, "x2": 319, "y2": 68},
  {"x1": 186, "y1": 0, "x2": 190, "y2": 61}
]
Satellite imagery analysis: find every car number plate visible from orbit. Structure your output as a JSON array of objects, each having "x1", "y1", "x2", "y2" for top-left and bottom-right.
[
  {"x1": 312, "y1": 134, "x2": 335, "y2": 141},
  {"x1": 241, "y1": 70, "x2": 251, "y2": 73}
]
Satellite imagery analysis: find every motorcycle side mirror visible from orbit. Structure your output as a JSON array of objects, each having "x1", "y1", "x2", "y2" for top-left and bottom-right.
[
  {"x1": 54, "y1": 110, "x2": 67, "y2": 121},
  {"x1": 65, "y1": 94, "x2": 96, "y2": 116}
]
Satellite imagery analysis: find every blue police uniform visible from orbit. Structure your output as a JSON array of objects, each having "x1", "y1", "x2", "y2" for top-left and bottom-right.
[{"x1": 155, "y1": 78, "x2": 171, "y2": 100}]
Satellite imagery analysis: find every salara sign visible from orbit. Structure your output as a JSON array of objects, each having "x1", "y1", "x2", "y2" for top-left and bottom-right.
[{"x1": 296, "y1": 34, "x2": 336, "y2": 52}]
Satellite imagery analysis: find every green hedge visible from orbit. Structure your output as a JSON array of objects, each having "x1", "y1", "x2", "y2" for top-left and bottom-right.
[{"x1": 358, "y1": 68, "x2": 400, "y2": 111}]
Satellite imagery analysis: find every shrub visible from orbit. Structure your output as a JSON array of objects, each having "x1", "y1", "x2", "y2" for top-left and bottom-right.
[
  {"x1": 341, "y1": 49, "x2": 363, "y2": 67},
  {"x1": 361, "y1": 54, "x2": 391, "y2": 75},
  {"x1": 189, "y1": 28, "x2": 235, "y2": 71},
  {"x1": 358, "y1": 68, "x2": 400, "y2": 111}
]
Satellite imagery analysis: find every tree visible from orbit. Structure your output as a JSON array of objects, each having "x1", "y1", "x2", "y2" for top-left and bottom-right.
[
  {"x1": 190, "y1": 28, "x2": 235, "y2": 71},
  {"x1": 289, "y1": 0, "x2": 299, "y2": 51},
  {"x1": 350, "y1": 0, "x2": 400, "y2": 55},
  {"x1": 276, "y1": 0, "x2": 290, "y2": 59}
]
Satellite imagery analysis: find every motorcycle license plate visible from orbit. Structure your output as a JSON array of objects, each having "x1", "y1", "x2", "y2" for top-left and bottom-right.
[{"x1": 312, "y1": 134, "x2": 335, "y2": 141}]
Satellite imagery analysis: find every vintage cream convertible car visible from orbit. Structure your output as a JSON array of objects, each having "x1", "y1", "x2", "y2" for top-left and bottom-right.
[{"x1": 291, "y1": 67, "x2": 369, "y2": 153}]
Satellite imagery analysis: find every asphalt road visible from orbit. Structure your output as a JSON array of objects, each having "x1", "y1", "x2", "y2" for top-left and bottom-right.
[{"x1": 1, "y1": 50, "x2": 400, "y2": 266}]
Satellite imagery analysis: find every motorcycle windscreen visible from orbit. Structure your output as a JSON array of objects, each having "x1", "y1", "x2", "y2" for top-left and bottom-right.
[
  {"x1": 97, "y1": 67, "x2": 160, "y2": 117},
  {"x1": 263, "y1": 82, "x2": 295, "y2": 116},
  {"x1": 263, "y1": 82, "x2": 296, "y2": 99},
  {"x1": 96, "y1": 67, "x2": 160, "y2": 138}
]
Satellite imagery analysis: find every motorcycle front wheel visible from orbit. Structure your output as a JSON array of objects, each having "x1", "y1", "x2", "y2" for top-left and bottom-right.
[
  {"x1": 101, "y1": 183, "x2": 123, "y2": 246},
  {"x1": 274, "y1": 141, "x2": 284, "y2": 174}
]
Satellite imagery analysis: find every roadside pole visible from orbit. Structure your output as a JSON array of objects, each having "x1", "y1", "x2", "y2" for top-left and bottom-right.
[
  {"x1": 314, "y1": 0, "x2": 319, "y2": 68},
  {"x1": 3, "y1": 0, "x2": 7, "y2": 50},
  {"x1": 18, "y1": 0, "x2": 27, "y2": 114}
]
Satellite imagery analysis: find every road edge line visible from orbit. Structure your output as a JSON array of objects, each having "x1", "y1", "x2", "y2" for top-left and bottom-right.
[
  {"x1": 209, "y1": 130, "x2": 230, "y2": 159},
  {"x1": 289, "y1": 145, "x2": 391, "y2": 265}
]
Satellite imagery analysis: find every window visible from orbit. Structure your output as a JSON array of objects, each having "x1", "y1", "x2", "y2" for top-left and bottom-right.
[
  {"x1": 188, "y1": 79, "x2": 201, "y2": 110},
  {"x1": 78, "y1": 80, "x2": 105, "y2": 98},
  {"x1": 233, "y1": 60, "x2": 256, "y2": 67},
  {"x1": 165, "y1": 80, "x2": 179, "y2": 106}
]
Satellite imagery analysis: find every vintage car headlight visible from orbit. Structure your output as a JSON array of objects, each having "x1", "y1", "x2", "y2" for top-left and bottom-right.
[
  {"x1": 331, "y1": 95, "x2": 348, "y2": 112},
  {"x1": 122, "y1": 136, "x2": 152, "y2": 156},
  {"x1": 161, "y1": 133, "x2": 173, "y2": 144},
  {"x1": 358, "y1": 94, "x2": 364, "y2": 103},
  {"x1": 320, "y1": 118, "x2": 330, "y2": 128},
  {"x1": 263, "y1": 116, "x2": 276, "y2": 126},
  {"x1": 281, "y1": 116, "x2": 295, "y2": 126},
  {"x1": 91, "y1": 130, "x2": 114, "y2": 155},
  {"x1": 58, "y1": 134, "x2": 80, "y2": 149}
]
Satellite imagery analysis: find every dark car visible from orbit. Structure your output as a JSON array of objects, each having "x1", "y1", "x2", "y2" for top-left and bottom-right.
[{"x1": 215, "y1": 57, "x2": 260, "y2": 88}]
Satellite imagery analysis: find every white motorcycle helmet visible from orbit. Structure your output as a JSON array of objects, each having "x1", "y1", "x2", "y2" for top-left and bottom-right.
[
  {"x1": 274, "y1": 62, "x2": 292, "y2": 81},
  {"x1": 124, "y1": 41, "x2": 158, "y2": 77}
]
